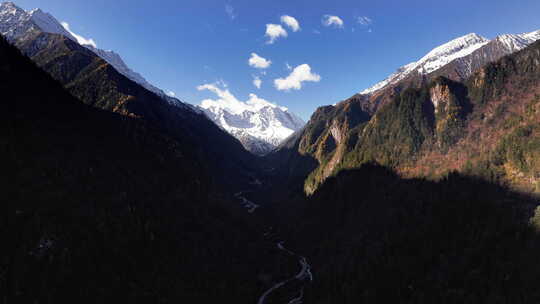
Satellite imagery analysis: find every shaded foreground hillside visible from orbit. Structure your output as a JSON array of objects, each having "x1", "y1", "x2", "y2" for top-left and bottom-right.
[
  {"x1": 5, "y1": 18, "x2": 540, "y2": 304},
  {"x1": 287, "y1": 164, "x2": 540, "y2": 303},
  {"x1": 3, "y1": 36, "x2": 272, "y2": 302},
  {"x1": 14, "y1": 31, "x2": 259, "y2": 190}
]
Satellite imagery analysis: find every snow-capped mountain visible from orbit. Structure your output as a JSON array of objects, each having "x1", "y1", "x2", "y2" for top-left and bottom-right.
[
  {"x1": 199, "y1": 93, "x2": 305, "y2": 155},
  {"x1": 0, "y1": 2, "x2": 186, "y2": 108},
  {"x1": 494, "y1": 31, "x2": 540, "y2": 52},
  {"x1": 361, "y1": 33, "x2": 489, "y2": 95},
  {"x1": 361, "y1": 30, "x2": 540, "y2": 95},
  {"x1": 0, "y1": 1, "x2": 298, "y2": 154}
]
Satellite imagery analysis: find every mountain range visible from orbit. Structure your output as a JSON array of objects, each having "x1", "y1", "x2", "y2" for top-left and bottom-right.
[
  {"x1": 0, "y1": 1, "x2": 304, "y2": 155},
  {"x1": 5, "y1": 1, "x2": 540, "y2": 303},
  {"x1": 269, "y1": 27, "x2": 540, "y2": 194},
  {"x1": 0, "y1": 1, "x2": 260, "y2": 189}
]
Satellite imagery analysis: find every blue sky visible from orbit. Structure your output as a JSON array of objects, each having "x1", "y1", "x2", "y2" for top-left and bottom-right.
[{"x1": 9, "y1": 0, "x2": 540, "y2": 120}]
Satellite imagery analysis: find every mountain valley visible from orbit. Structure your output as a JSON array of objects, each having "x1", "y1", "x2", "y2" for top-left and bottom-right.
[{"x1": 4, "y1": 1, "x2": 540, "y2": 303}]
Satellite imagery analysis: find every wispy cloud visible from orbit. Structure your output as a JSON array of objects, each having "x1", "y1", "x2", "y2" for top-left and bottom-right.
[
  {"x1": 197, "y1": 82, "x2": 237, "y2": 108},
  {"x1": 61, "y1": 21, "x2": 97, "y2": 48},
  {"x1": 265, "y1": 24, "x2": 287, "y2": 44},
  {"x1": 248, "y1": 53, "x2": 272, "y2": 69},
  {"x1": 253, "y1": 75, "x2": 262, "y2": 89},
  {"x1": 322, "y1": 15, "x2": 344, "y2": 28},
  {"x1": 216, "y1": 78, "x2": 228, "y2": 88},
  {"x1": 274, "y1": 64, "x2": 321, "y2": 91},
  {"x1": 225, "y1": 4, "x2": 237, "y2": 20},
  {"x1": 357, "y1": 16, "x2": 373, "y2": 26},
  {"x1": 280, "y1": 15, "x2": 300, "y2": 32}
]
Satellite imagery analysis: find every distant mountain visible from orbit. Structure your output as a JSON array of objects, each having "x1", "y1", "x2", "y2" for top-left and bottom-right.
[
  {"x1": 269, "y1": 30, "x2": 540, "y2": 194},
  {"x1": 0, "y1": 1, "x2": 185, "y2": 107},
  {"x1": 0, "y1": 1, "x2": 304, "y2": 156},
  {"x1": 199, "y1": 94, "x2": 305, "y2": 155}
]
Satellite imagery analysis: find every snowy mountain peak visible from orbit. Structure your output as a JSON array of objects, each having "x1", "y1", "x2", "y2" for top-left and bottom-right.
[
  {"x1": 495, "y1": 30, "x2": 540, "y2": 52},
  {"x1": 522, "y1": 29, "x2": 540, "y2": 41},
  {"x1": 198, "y1": 86, "x2": 304, "y2": 155},
  {"x1": 27, "y1": 8, "x2": 77, "y2": 42},
  {"x1": 246, "y1": 93, "x2": 289, "y2": 112},
  {"x1": 360, "y1": 29, "x2": 540, "y2": 96},
  {"x1": 417, "y1": 33, "x2": 489, "y2": 72},
  {"x1": 495, "y1": 34, "x2": 531, "y2": 52},
  {"x1": 0, "y1": 2, "x2": 21, "y2": 13},
  {"x1": 425, "y1": 33, "x2": 487, "y2": 54},
  {"x1": 361, "y1": 33, "x2": 490, "y2": 95}
]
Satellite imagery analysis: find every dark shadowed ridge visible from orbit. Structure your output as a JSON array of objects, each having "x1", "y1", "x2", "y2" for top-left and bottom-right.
[
  {"x1": 286, "y1": 163, "x2": 540, "y2": 303},
  {"x1": 2, "y1": 35, "x2": 272, "y2": 303},
  {"x1": 13, "y1": 30, "x2": 261, "y2": 191}
]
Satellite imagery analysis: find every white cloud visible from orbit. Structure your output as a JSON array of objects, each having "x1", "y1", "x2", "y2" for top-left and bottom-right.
[
  {"x1": 285, "y1": 62, "x2": 292, "y2": 70},
  {"x1": 322, "y1": 15, "x2": 344, "y2": 28},
  {"x1": 166, "y1": 90, "x2": 176, "y2": 97},
  {"x1": 280, "y1": 15, "x2": 300, "y2": 32},
  {"x1": 197, "y1": 83, "x2": 243, "y2": 113},
  {"x1": 265, "y1": 24, "x2": 287, "y2": 44},
  {"x1": 197, "y1": 82, "x2": 281, "y2": 114},
  {"x1": 357, "y1": 16, "x2": 373, "y2": 26},
  {"x1": 253, "y1": 76, "x2": 262, "y2": 89},
  {"x1": 323, "y1": 15, "x2": 344, "y2": 28},
  {"x1": 61, "y1": 21, "x2": 97, "y2": 48},
  {"x1": 248, "y1": 53, "x2": 272, "y2": 69},
  {"x1": 225, "y1": 4, "x2": 237, "y2": 20},
  {"x1": 274, "y1": 64, "x2": 321, "y2": 91}
]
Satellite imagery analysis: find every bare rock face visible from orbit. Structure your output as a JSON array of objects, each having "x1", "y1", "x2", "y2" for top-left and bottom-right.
[
  {"x1": 428, "y1": 78, "x2": 472, "y2": 152},
  {"x1": 430, "y1": 82, "x2": 451, "y2": 114},
  {"x1": 329, "y1": 120, "x2": 344, "y2": 145},
  {"x1": 293, "y1": 101, "x2": 372, "y2": 194}
]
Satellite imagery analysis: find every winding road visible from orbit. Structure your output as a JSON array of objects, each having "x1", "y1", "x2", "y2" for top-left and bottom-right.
[
  {"x1": 234, "y1": 190, "x2": 313, "y2": 304},
  {"x1": 256, "y1": 240, "x2": 313, "y2": 304},
  {"x1": 234, "y1": 191, "x2": 259, "y2": 213}
]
